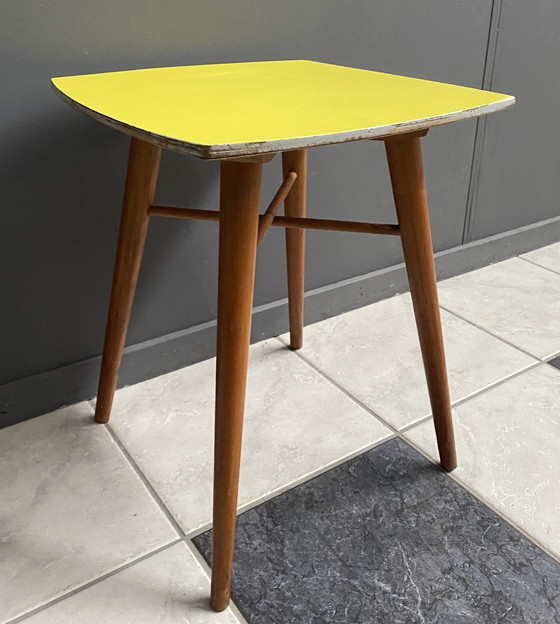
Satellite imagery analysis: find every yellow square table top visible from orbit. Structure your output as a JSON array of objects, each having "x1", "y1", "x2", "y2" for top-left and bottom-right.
[{"x1": 52, "y1": 60, "x2": 514, "y2": 160}]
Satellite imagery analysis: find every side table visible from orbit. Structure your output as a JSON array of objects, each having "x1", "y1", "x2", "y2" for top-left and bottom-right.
[{"x1": 52, "y1": 60, "x2": 514, "y2": 611}]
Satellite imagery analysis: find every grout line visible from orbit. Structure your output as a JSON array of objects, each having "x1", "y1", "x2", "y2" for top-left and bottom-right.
[
  {"x1": 234, "y1": 434, "x2": 396, "y2": 514},
  {"x1": 395, "y1": 363, "x2": 544, "y2": 437},
  {"x1": 273, "y1": 337, "x2": 402, "y2": 437},
  {"x1": 99, "y1": 361, "x2": 398, "y2": 546},
  {"x1": 282, "y1": 335, "x2": 545, "y2": 444},
  {"x1": 513, "y1": 258, "x2": 560, "y2": 357},
  {"x1": 397, "y1": 414, "x2": 434, "y2": 435},
  {"x1": 401, "y1": 433, "x2": 560, "y2": 565},
  {"x1": 514, "y1": 259, "x2": 560, "y2": 360},
  {"x1": 449, "y1": 360, "x2": 544, "y2": 406},
  {"x1": 183, "y1": 540, "x2": 250, "y2": 624},
  {"x1": 518, "y1": 255, "x2": 560, "y2": 278},
  {"x1": 544, "y1": 349, "x2": 560, "y2": 362},
  {"x1": 105, "y1": 423, "x2": 186, "y2": 538},
  {"x1": 545, "y1": 358, "x2": 560, "y2": 370},
  {"x1": 182, "y1": 335, "x2": 401, "y2": 537},
  {"x1": 275, "y1": 332, "x2": 560, "y2": 565},
  {"x1": 439, "y1": 304, "x2": 544, "y2": 361},
  {"x1": 12, "y1": 308, "x2": 560, "y2": 621},
  {"x1": 273, "y1": 335, "x2": 560, "y2": 562},
  {"x1": 6, "y1": 539, "x2": 182, "y2": 624},
  {"x1": 277, "y1": 334, "x2": 544, "y2": 437},
  {"x1": 185, "y1": 432, "x2": 398, "y2": 540},
  {"x1": 94, "y1": 341, "x2": 549, "y2": 553},
  {"x1": 7, "y1": 423, "x2": 193, "y2": 623},
  {"x1": 186, "y1": 523, "x2": 213, "y2": 540}
]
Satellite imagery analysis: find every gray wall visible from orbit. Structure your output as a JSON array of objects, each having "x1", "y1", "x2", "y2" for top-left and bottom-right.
[{"x1": 1, "y1": 0, "x2": 559, "y2": 427}]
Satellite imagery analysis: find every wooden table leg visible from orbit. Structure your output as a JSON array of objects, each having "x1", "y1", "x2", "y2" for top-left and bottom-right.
[
  {"x1": 282, "y1": 149, "x2": 307, "y2": 350},
  {"x1": 384, "y1": 134, "x2": 457, "y2": 472},
  {"x1": 211, "y1": 160, "x2": 263, "y2": 611},
  {"x1": 94, "y1": 138, "x2": 161, "y2": 424}
]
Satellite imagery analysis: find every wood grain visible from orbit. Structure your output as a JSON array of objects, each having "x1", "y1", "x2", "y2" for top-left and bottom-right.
[
  {"x1": 148, "y1": 207, "x2": 399, "y2": 235},
  {"x1": 384, "y1": 133, "x2": 457, "y2": 471},
  {"x1": 94, "y1": 138, "x2": 161, "y2": 424},
  {"x1": 211, "y1": 160, "x2": 263, "y2": 611},
  {"x1": 282, "y1": 150, "x2": 307, "y2": 350},
  {"x1": 257, "y1": 170, "x2": 297, "y2": 245}
]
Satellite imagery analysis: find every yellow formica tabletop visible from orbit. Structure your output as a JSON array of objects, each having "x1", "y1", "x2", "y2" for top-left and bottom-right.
[{"x1": 52, "y1": 60, "x2": 514, "y2": 160}]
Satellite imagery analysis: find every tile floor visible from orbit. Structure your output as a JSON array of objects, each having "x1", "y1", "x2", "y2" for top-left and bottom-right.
[{"x1": 3, "y1": 243, "x2": 560, "y2": 623}]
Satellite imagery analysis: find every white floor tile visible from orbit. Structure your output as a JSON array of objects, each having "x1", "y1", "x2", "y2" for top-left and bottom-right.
[
  {"x1": 0, "y1": 403, "x2": 178, "y2": 624},
  {"x1": 23, "y1": 543, "x2": 242, "y2": 624},
  {"x1": 521, "y1": 241, "x2": 560, "y2": 273},
  {"x1": 109, "y1": 339, "x2": 391, "y2": 534},
  {"x1": 287, "y1": 293, "x2": 534, "y2": 429},
  {"x1": 405, "y1": 365, "x2": 560, "y2": 557},
  {"x1": 438, "y1": 257, "x2": 560, "y2": 359}
]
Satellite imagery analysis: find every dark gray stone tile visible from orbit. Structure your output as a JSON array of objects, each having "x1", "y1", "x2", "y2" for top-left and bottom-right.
[
  {"x1": 548, "y1": 356, "x2": 560, "y2": 371},
  {"x1": 194, "y1": 438, "x2": 560, "y2": 623}
]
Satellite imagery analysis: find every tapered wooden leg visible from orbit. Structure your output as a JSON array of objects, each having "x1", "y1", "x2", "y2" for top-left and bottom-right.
[
  {"x1": 384, "y1": 134, "x2": 457, "y2": 471},
  {"x1": 211, "y1": 161, "x2": 263, "y2": 611},
  {"x1": 94, "y1": 138, "x2": 161, "y2": 424},
  {"x1": 282, "y1": 149, "x2": 307, "y2": 350}
]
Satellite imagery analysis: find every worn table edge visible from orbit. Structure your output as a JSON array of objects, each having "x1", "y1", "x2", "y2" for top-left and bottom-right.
[{"x1": 52, "y1": 81, "x2": 515, "y2": 160}]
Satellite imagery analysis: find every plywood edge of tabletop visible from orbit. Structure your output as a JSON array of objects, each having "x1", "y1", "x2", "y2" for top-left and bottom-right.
[{"x1": 51, "y1": 81, "x2": 515, "y2": 161}]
